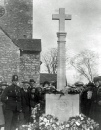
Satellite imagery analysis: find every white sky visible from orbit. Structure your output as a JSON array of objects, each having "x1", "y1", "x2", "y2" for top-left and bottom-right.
[
  {"x1": 32, "y1": 0, "x2": 101, "y2": 81},
  {"x1": 0, "y1": 0, "x2": 4, "y2": 5}
]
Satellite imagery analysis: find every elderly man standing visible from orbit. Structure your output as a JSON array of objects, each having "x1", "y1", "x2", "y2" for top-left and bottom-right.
[
  {"x1": 1, "y1": 75, "x2": 22, "y2": 130},
  {"x1": 20, "y1": 81, "x2": 31, "y2": 125}
]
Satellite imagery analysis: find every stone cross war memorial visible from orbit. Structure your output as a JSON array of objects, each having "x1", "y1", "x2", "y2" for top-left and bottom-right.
[{"x1": 46, "y1": 8, "x2": 80, "y2": 122}]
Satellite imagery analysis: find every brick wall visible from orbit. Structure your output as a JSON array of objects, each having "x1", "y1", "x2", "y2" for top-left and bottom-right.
[
  {"x1": 0, "y1": 0, "x2": 41, "y2": 85},
  {"x1": 20, "y1": 52, "x2": 40, "y2": 86},
  {"x1": 0, "y1": 30, "x2": 41, "y2": 86},
  {"x1": 0, "y1": 0, "x2": 32, "y2": 39},
  {"x1": 0, "y1": 30, "x2": 20, "y2": 84}
]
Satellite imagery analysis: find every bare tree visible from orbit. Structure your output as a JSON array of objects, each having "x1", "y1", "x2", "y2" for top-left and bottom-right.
[
  {"x1": 42, "y1": 48, "x2": 57, "y2": 74},
  {"x1": 70, "y1": 50, "x2": 99, "y2": 82}
]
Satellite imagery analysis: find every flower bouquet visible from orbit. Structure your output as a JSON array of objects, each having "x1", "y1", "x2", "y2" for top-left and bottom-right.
[
  {"x1": 67, "y1": 114, "x2": 99, "y2": 130},
  {"x1": 39, "y1": 114, "x2": 99, "y2": 130},
  {"x1": 21, "y1": 103, "x2": 99, "y2": 130},
  {"x1": 21, "y1": 104, "x2": 41, "y2": 130},
  {"x1": 39, "y1": 114, "x2": 59, "y2": 130},
  {"x1": 67, "y1": 86, "x2": 84, "y2": 94}
]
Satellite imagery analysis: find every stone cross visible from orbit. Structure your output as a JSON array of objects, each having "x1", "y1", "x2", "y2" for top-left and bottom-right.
[
  {"x1": 52, "y1": 8, "x2": 71, "y2": 90},
  {"x1": 52, "y1": 8, "x2": 71, "y2": 32}
]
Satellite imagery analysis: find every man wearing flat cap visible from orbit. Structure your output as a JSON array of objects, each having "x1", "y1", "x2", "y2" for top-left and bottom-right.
[
  {"x1": 1, "y1": 81, "x2": 8, "y2": 91},
  {"x1": 1, "y1": 75, "x2": 22, "y2": 130}
]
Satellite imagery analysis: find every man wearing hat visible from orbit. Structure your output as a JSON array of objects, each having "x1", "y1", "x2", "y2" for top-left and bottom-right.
[
  {"x1": 93, "y1": 77, "x2": 100, "y2": 88},
  {"x1": 1, "y1": 81, "x2": 8, "y2": 91},
  {"x1": 29, "y1": 79, "x2": 36, "y2": 89},
  {"x1": 20, "y1": 81, "x2": 31, "y2": 125},
  {"x1": 93, "y1": 76, "x2": 101, "y2": 128},
  {"x1": 1, "y1": 75, "x2": 22, "y2": 130}
]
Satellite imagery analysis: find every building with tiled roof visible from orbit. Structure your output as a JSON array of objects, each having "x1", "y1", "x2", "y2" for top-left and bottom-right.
[{"x1": 13, "y1": 39, "x2": 41, "y2": 52}]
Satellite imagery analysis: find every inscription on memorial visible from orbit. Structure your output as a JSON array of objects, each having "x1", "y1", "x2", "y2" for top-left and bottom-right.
[
  {"x1": 55, "y1": 100, "x2": 71, "y2": 111},
  {"x1": 46, "y1": 94, "x2": 79, "y2": 122}
]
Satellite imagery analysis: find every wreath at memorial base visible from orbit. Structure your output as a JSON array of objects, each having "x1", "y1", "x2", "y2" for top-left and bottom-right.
[
  {"x1": 43, "y1": 86, "x2": 84, "y2": 95},
  {"x1": 21, "y1": 114, "x2": 99, "y2": 130},
  {"x1": 59, "y1": 82, "x2": 86, "y2": 95},
  {"x1": 59, "y1": 86, "x2": 85, "y2": 96},
  {"x1": 43, "y1": 87, "x2": 64, "y2": 95},
  {"x1": 67, "y1": 86, "x2": 84, "y2": 94},
  {"x1": 43, "y1": 83, "x2": 85, "y2": 95},
  {"x1": 39, "y1": 114, "x2": 99, "y2": 130}
]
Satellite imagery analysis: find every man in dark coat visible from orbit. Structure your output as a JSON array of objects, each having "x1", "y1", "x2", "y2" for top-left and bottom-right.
[
  {"x1": 0, "y1": 82, "x2": 8, "y2": 126},
  {"x1": 0, "y1": 82, "x2": 8, "y2": 129},
  {"x1": 94, "y1": 77, "x2": 101, "y2": 128},
  {"x1": 20, "y1": 81, "x2": 31, "y2": 124},
  {"x1": 1, "y1": 75, "x2": 22, "y2": 130},
  {"x1": 90, "y1": 76, "x2": 101, "y2": 129},
  {"x1": 30, "y1": 87, "x2": 36, "y2": 108},
  {"x1": 80, "y1": 82, "x2": 95, "y2": 117},
  {"x1": 34, "y1": 87, "x2": 45, "y2": 114}
]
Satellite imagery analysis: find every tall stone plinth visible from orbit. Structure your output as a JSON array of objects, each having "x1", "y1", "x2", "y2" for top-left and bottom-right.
[
  {"x1": 57, "y1": 32, "x2": 67, "y2": 91},
  {"x1": 46, "y1": 94, "x2": 80, "y2": 122}
]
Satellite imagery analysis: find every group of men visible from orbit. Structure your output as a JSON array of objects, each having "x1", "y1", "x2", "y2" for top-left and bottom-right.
[
  {"x1": 1, "y1": 75, "x2": 44, "y2": 130},
  {"x1": 2, "y1": 74, "x2": 101, "y2": 129}
]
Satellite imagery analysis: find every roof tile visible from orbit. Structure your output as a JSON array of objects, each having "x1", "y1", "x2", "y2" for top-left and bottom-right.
[{"x1": 13, "y1": 39, "x2": 41, "y2": 52}]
